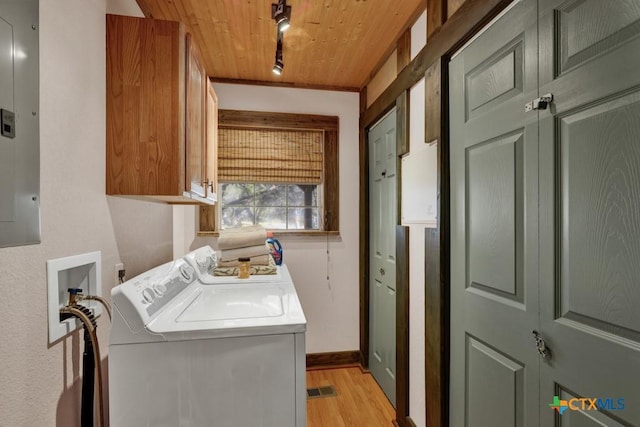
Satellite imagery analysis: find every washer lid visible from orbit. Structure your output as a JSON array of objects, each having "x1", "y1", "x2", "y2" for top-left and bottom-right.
[
  {"x1": 176, "y1": 285, "x2": 285, "y2": 322},
  {"x1": 146, "y1": 266, "x2": 307, "y2": 340}
]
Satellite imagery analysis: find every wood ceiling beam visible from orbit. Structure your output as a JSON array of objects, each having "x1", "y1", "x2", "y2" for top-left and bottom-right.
[
  {"x1": 211, "y1": 77, "x2": 360, "y2": 93},
  {"x1": 360, "y1": 0, "x2": 513, "y2": 129},
  {"x1": 427, "y1": 0, "x2": 447, "y2": 38},
  {"x1": 360, "y1": 2, "x2": 426, "y2": 90},
  {"x1": 396, "y1": 30, "x2": 412, "y2": 73}
]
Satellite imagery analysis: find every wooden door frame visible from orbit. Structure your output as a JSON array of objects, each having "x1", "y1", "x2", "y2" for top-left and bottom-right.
[
  {"x1": 359, "y1": 1, "x2": 512, "y2": 425},
  {"x1": 360, "y1": 98, "x2": 409, "y2": 427}
]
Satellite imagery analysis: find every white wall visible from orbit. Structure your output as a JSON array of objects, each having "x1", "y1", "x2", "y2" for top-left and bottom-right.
[
  {"x1": 411, "y1": 10, "x2": 427, "y2": 60},
  {"x1": 176, "y1": 83, "x2": 360, "y2": 354},
  {"x1": 0, "y1": 0, "x2": 172, "y2": 425}
]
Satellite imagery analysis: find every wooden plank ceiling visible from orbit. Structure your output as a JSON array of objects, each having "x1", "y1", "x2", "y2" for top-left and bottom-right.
[{"x1": 134, "y1": 0, "x2": 424, "y2": 91}]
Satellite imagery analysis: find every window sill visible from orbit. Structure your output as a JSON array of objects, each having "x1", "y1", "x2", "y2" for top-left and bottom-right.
[{"x1": 197, "y1": 230, "x2": 341, "y2": 238}]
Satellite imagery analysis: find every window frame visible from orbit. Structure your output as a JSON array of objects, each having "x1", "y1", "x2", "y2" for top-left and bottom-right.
[{"x1": 198, "y1": 109, "x2": 339, "y2": 236}]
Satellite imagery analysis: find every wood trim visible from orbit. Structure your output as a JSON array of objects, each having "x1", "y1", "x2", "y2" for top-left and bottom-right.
[
  {"x1": 360, "y1": 87, "x2": 368, "y2": 115},
  {"x1": 395, "y1": 226, "x2": 410, "y2": 427},
  {"x1": 324, "y1": 129, "x2": 339, "y2": 232},
  {"x1": 427, "y1": 0, "x2": 447, "y2": 38},
  {"x1": 447, "y1": 0, "x2": 467, "y2": 18},
  {"x1": 361, "y1": 0, "x2": 513, "y2": 129},
  {"x1": 425, "y1": 221, "x2": 442, "y2": 426},
  {"x1": 396, "y1": 30, "x2": 412, "y2": 72},
  {"x1": 199, "y1": 110, "x2": 340, "y2": 233},
  {"x1": 425, "y1": 58, "x2": 443, "y2": 144},
  {"x1": 199, "y1": 205, "x2": 216, "y2": 232},
  {"x1": 218, "y1": 109, "x2": 339, "y2": 131},
  {"x1": 425, "y1": 51, "x2": 450, "y2": 423},
  {"x1": 306, "y1": 351, "x2": 360, "y2": 369},
  {"x1": 396, "y1": 91, "x2": 409, "y2": 157},
  {"x1": 211, "y1": 77, "x2": 360, "y2": 93},
  {"x1": 358, "y1": 121, "x2": 370, "y2": 369},
  {"x1": 361, "y1": 3, "x2": 427, "y2": 90}
]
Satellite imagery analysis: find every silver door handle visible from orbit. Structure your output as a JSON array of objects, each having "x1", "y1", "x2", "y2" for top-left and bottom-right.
[{"x1": 532, "y1": 330, "x2": 552, "y2": 359}]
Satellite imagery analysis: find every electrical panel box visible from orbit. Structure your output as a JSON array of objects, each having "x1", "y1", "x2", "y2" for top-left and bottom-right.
[{"x1": 0, "y1": 0, "x2": 40, "y2": 247}]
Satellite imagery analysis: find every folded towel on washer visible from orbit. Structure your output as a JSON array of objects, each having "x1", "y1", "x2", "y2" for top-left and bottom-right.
[
  {"x1": 219, "y1": 244, "x2": 269, "y2": 262},
  {"x1": 214, "y1": 256, "x2": 277, "y2": 276},
  {"x1": 217, "y1": 254, "x2": 271, "y2": 267},
  {"x1": 217, "y1": 226, "x2": 267, "y2": 250}
]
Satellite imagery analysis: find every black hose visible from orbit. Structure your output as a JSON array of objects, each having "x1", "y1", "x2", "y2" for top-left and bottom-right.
[
  {"x1": 81, "y1": 326, "x2": 95, "y2": 427},
  {"x1": 60, "y1": 305, "x2": 102, "y2": 427}
]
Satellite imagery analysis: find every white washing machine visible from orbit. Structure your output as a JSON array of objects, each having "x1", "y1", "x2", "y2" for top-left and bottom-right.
[{"x1": 109, "y1": 248, "x2": 307, "y2": 427}]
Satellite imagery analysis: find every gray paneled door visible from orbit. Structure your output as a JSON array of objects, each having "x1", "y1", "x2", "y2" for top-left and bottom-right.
[
  {"x1": 538, "y1": 0, "x2": 640, "y2": 425},
  {"x1": 369, "y1": 108, "x2": 397, "y2": 406},
  {"x1": 450, "y1": 1, "x2": 540, "y2": 425},
  {"x1": 450, "y1": 0, "x2": 640, "y2": 425}
]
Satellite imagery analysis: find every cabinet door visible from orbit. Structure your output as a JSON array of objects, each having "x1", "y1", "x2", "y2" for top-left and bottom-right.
[
  {"x1": 205, "y1": 79, "x2": 218, "y2": 202},
  {"x1": 185, "y1": 34, "x2": 206, "y2": 198}
]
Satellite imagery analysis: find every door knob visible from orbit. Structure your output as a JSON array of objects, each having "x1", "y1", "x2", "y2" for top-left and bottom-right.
[{"x1": 532, "y1": 330, "x2": 552, "y2": 359}]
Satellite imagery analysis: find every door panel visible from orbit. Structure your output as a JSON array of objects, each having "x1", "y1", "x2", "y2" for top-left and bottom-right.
[
  {"x1": 558, "y1": 388, "x2": 627, "y2": 427},
  {"x1": 449, "y1": 1, "x2": 539, "y2": 425},
  {"x1": 555, "y1": 0, "x2": 640, "y2": 76},
  {"x1": 539, "y1": 0, "x2": 640, "y2": 425},
  {"x1": 467, "y1": 336, "x2": 525, "y2": 427},
  {"x1": 369, "y1": 109, "x2": 397, "y2": 405},
  {"x1": 186, "y1": 34, "x2": 206, "y2": 197},
  {"x1": 467, "y1": 131, "x2": 522, "y2": 299}
]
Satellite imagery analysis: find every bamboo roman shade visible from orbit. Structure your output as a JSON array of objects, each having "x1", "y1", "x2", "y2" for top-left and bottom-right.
[{"x1": 218, "y1": 127, "x2": 324, "y2": 184}]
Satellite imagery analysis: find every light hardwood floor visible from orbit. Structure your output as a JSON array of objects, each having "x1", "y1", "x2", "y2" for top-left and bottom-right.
[{"x1": 306, "y1": 367, "x2": 395, "y2": 426}]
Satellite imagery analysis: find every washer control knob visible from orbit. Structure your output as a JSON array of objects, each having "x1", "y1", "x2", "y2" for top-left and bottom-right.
[
  {"x1": 142, "y1": 287, "x2": 156, "y2": 304},
  {"x1": 179, "y1": 265, "x2": 193, "y2": 281},
  {"x1": 153, "y1": 283, "x2": 167, "y2": 296}
]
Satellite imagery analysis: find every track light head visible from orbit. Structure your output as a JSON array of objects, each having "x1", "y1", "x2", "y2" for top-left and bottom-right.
[
  {"x1": 271, "y1": 1, "x2": 289, "y2": 74},
  {"x1": 271, "y1": 0, "x2": 291, "y2": 32},
  {"x1": 272, "y1": 58, "x2": 284, "y2": 75},
  {"x1": 278, "y1": 17, "x2": 290, "y2": 32}
]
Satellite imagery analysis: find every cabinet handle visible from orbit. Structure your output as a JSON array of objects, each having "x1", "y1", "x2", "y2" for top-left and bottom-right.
[{"x1": 202, "y1": 180, "x2": 214, "y2": 192}]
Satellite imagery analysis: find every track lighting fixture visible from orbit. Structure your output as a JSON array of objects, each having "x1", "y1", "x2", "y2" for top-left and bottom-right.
[
  {"x1": 271, "y1": 1, "x2": 290, "y2": 75},
  {"x1": 271, "y1": 0, "x2": 291, "y2": 33},
  {"x1": 272, "y1": 32, "x2": 284, "y2": 75}
]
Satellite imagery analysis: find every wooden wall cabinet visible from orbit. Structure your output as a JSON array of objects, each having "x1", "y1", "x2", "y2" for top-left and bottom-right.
[{"x1": 106, "y1": 14, "x2": 217, "y2": 205}]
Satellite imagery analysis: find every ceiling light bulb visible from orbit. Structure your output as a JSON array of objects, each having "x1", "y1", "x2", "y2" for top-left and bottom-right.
[
  {"x1": 278, "y1": 19, "x2": 290, "y2": 32},
  {"x1": 273, "y1": 59, "x2": 284, "y2": 75}
]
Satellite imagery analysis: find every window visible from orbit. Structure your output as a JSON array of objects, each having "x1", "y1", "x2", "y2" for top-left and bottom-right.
[
  {"x1": 220, "y1": 183, "x2": 319, "y2": 230},
  {"x1": 199, "y1": 110, "x2": 339, "y2": 234}
]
